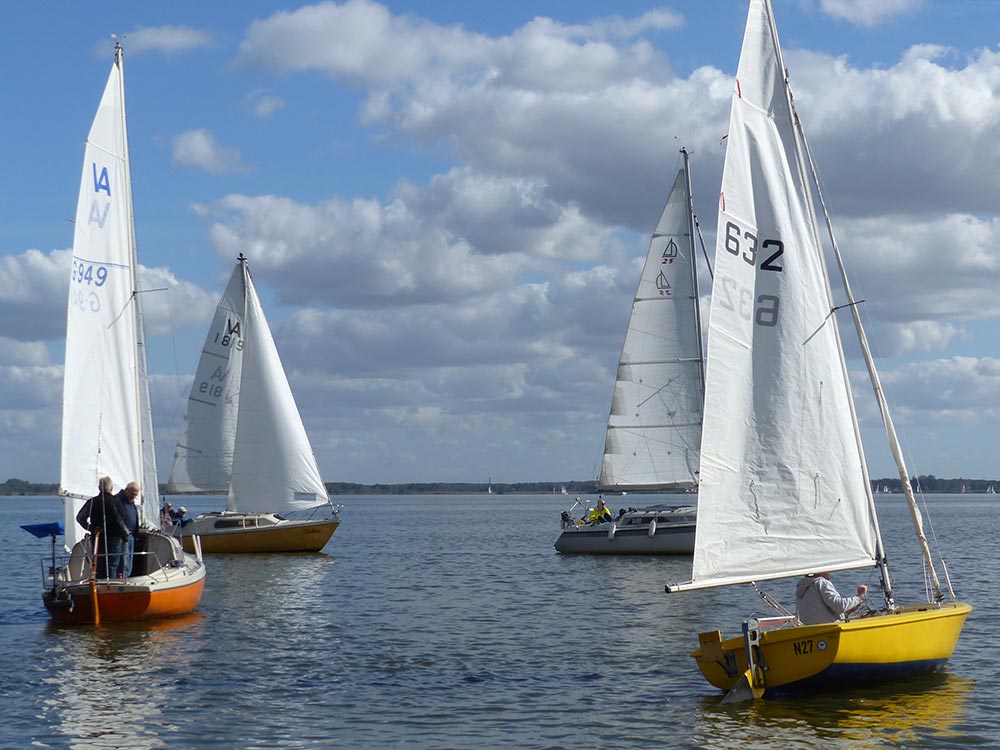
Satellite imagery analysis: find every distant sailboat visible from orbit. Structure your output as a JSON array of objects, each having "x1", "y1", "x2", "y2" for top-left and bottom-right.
[
  {"x1": 666, "y1": 0, "x2": 969, "y2": 699},
  {"x1": 988, "y1": 485, "x2": 995, "y2": 495},
  {"x1": 168, "y1": 255, "x2": 340, "y2": 553},
  {"x1": 556, "y1": 148, "x2": 705, "y2": 554},
  {"x1": 34, "y1": 43, "x2": 206, "y2": 624}
]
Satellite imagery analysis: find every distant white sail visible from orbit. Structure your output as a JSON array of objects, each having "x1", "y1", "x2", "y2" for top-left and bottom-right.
[
  {"x1": 61, "y1": 48, "x2": 156, "y2": 549},
  {"x1": 688, "y1": 0, "x2": 878, "y2": 589},
  {"x1": 168, "y1": 267, "x2": 247, "y2": 492},
  {"x1": 599, "y1": 164, "x2": 704, "y2": 491}
]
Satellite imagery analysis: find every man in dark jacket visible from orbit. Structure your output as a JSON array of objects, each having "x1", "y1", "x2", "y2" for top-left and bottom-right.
[
  {"x1": 75, "y1": 476, "x2": 130, "y2": 579},
  {"x1": 115, "y1": 482, "x2": 140, "y2": 578}
]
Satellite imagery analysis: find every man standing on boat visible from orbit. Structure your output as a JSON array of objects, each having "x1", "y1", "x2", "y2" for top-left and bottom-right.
[
  {"x1": 75, "y1": 476, "x2": 130, "y2": 579},
  {"x1": 795, "y1": 572, "x2": 868, "y2": 625},
  {"x1": 115, "y1": 482, "x2": 140, "y2": 578}
]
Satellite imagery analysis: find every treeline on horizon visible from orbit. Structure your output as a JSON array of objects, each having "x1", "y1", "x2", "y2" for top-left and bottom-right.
[{"x1": 2, "y1": 475, "x2": 997, "y2": 496}]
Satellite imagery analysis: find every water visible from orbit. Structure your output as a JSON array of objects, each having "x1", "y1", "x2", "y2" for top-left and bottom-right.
[{"x1": 2, "y1": 493, "x2": 998, "y2": 749}]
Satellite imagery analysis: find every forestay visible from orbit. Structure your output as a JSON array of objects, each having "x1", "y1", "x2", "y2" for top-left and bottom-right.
[
  {"x1": 599, "y1": 166, "x2": 704, "y2": 491},
  {"x1": 680, "y1": 0, "x2": 878, "y2": 590},
  {"x1": 168, "y1": 266, "x2": 247, "y2": 494},
  {"x1": 226, "y1": 264, "x2": 329, "y2": 514},
  {"x1": 60, "y1": 51, "x2": 145, "y2": 550}
]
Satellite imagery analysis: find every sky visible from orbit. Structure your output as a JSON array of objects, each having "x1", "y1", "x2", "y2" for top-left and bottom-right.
[{"x1": 1, "y1": 0, "x2": 998, "y2": 485}]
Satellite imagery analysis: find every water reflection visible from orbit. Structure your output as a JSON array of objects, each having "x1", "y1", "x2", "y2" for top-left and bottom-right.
[
  {"x1": 39, "y1": 614, "x2": 204, "y2": 749},
  {"x1": 693, "y1": 674, "x2": 973, "y2": 749}
]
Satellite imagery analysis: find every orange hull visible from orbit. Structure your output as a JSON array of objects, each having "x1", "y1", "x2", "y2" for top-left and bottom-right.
[{"x1": 44, "y1": 571, "x2": 206, "y2": 625}]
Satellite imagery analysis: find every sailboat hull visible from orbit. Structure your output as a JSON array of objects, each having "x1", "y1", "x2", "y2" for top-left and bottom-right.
[
  {"x1": 556, "y1": 505, "x2": 695, "y2": 554},
  {"x1": 179, "y1": 513, "x2": 339, "y2": 553},
  {"x1": 694, "y1": 603, "x2": 972, "y2": 696},
  {"x1": 43, "y1": 564, "x2": 207, "y2": 625}
]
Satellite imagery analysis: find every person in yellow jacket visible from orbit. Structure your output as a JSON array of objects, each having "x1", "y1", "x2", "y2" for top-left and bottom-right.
[{"x1": 587, "y1": 497, "x2": 613, "y2": 524}]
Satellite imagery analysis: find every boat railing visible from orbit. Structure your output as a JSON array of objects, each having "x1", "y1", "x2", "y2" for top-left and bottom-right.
[
  {"x1": 752, "y1": 614, "x2": 801, "y2": 630},
  {"x1": 40, "y1": 547, "x2": 180, "y2": 587}
]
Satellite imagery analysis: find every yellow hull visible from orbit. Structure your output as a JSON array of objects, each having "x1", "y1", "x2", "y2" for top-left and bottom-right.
[
  {"x1": 695, "y1": 602, "x2": 972, "y2": 696},
  {"x1": 181, "y1": 518, "x2": 339, "y2": 554}
]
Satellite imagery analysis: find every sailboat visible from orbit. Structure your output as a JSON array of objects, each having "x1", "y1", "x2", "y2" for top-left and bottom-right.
[
  {"x1": 665, "y1": 0, "x2": 970, "y2": 699},
  {"x1": 555, "y1": 149, "x2": 705, "y2": 554},
  {"x1": 168, "y1": 254, "x2": 341, "y2": 553},
  {"x1": 35, "y1": 44, "x2": 206, "y2": 624},
  {"x1": 987, "y1": 485, "x2": 995, "y2": 495}
]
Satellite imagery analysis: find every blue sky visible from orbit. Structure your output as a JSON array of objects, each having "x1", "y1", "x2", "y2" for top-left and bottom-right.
[{"x1": 1, "y1": 0, "x2": 998, "y2": 484}]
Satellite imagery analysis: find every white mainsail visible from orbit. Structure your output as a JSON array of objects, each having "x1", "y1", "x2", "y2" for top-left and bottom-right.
[
  {"x1": 61, "y1": 46, "x2": 157, "y2": 549},
  {"x1": 168, "y1": 266, "x2": 246, "y2": 493},
  {"x1": 170, "y1": 257, "x2": 330, "y2": 514},
  {"x1": 683, "y1": 0, "x2": 879, "y2": 590},
  {"x1": 599, "y1": 159, "x2": 705, "y2": 491}
]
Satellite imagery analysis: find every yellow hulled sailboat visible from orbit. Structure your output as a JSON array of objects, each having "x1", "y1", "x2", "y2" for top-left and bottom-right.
[
  {"x1": 168, "y1": 255, "x2": 340, "y2": 554},
  {"x1": 666, "y1": 0, "x2": 970, "y2": 699}
]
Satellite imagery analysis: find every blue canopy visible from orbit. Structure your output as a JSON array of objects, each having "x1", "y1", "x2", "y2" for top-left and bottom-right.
[{"x1": 21, "y1": 522, "x2": 64, "y2": 539}]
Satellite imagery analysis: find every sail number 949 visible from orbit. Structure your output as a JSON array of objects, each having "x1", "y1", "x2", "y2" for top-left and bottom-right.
[{"x1": 722, "y1": 221, "x2": 783, "y2": 327}]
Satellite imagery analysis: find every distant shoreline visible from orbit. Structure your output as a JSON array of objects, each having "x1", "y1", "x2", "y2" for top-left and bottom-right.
[{"x1": 2, "y1": 476, "x2": 996, "y2": 496}]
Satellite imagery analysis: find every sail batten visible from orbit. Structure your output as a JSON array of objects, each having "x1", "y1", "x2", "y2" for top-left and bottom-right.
[{"x1": 598, "y1": 164, "x2": 705, "y2": 491}]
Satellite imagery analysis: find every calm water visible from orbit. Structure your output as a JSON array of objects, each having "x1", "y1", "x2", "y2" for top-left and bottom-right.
[{"x1": 1, "y1": 493, "x2": 997, "y2": 749}]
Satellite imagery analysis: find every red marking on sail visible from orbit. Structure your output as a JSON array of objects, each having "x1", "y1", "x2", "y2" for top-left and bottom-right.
[
  {"x1": 720, "y1": 192, "x2": 726, "y2": 211},
  {"x1": 736, "y1": 79, "x2": 742, "y2": 99}
]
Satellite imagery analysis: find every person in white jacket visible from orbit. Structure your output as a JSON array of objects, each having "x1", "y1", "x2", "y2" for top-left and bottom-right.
[{"x1": 795, "y1": 572, "x2": 868, "y2": 625}]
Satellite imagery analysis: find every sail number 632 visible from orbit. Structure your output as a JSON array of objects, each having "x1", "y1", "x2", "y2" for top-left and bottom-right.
[{"x1": 723, "y1": 221, "x2": 783, "y2": 327}]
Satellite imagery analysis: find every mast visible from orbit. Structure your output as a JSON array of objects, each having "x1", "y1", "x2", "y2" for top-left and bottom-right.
[
  {"x1": 680, "y1": 147, "x2": 707, "y2": 404},
  {"x1": 117, "y1": 42, "x2": 160, "y2": 526},
  {"x1": 761, "y1": 0, "x2": 900, "y2": 604},
  {"x1": 798, "y1": 132, "x2": 939, "y2": 603}
]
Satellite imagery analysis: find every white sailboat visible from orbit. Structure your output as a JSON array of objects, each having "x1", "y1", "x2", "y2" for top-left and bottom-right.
[
  {"x1": 987, "y1": 485, "x2": 995, "y2": 495},
  {"x1": 666, "y1": 0, "x2": 969, "y2": 699},
  {"x1": 168, "y1": 255, "x2": 341, "y2": 553},
  {"x1": 556, "y1": 149, "x2": 705, "y2": 554},
  {"x1": 35, "y1": 43, "x2": 206, "y2": 624}
]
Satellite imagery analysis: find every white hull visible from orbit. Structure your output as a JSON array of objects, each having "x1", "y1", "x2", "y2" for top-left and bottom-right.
[{"x1": 556, "y1": 505, "x2": 696, "y2": 555}]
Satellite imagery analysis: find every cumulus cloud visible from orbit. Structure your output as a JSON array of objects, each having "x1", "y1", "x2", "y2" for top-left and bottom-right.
[
  {"x1": 247, "y1": 89, "x2": 287, "y2": 117},
  {"x1": 171, "y1": 129, "x2": 250, "y2": 175},
  {"x1": 114, "y1": 25, "x2": 214, "y2": 56},
  {"x1": 878, "y1": 357, "x2": 1000, "y2": 423},
  {"x1": 197, "y1": 167, "x2": 616, "y2": 308},
  {"x1": 0, "y1": 249, "x2": 71, "y2": 342},
  {"x1": 817, "y1": 0, "x2": 924, "y2": 27}
]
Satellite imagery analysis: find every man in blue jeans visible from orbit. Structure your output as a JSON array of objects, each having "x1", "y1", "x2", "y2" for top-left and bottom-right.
[{"x1": 115, "y1": 482, "x2": 140, "y2": 578}]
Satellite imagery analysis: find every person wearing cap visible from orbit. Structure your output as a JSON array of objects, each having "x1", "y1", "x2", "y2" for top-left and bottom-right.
[
  {"x1": 795, "y1": 572, "x2": 869, "y2": 625},
  {"x1": 172, "y1": 505, "x2": 193, "y2": 527},
  {"x1": 114, "y1": 481, "x2": 140, "y2": 578}
]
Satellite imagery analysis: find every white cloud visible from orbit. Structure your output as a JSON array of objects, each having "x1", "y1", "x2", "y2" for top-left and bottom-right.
[
  {"x1": 878, "y1": 357, "x2": 1000, "y2": 423},
  {"x1": 247, "y1": 90, "x2": 287, "y2": 117},
  {"x1": 0, "y1": 249, "x2": 71, "y2": 341},
  {"x1": 171, "y1": 129, "x2": 250, "y2": 175},
  {"x1": 115, "y1": 25, "x2": 214, "y2": 56},
  {"x1": 198, "y1": 167, "x2": 616, "y2": 308},
  {"x1": 818, "y1": 0, "x2": 924, "y2": 27}
]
